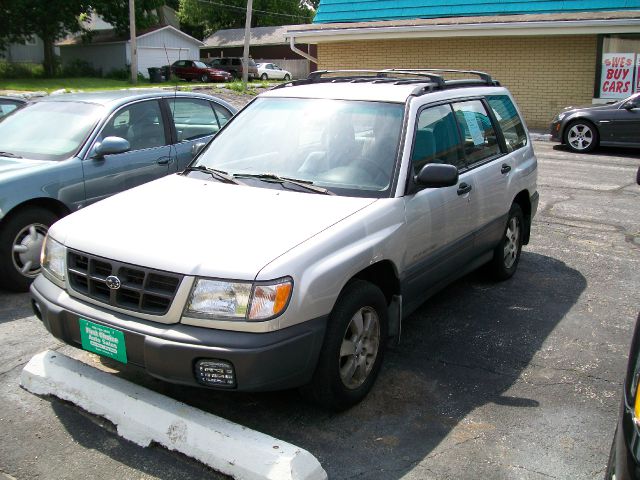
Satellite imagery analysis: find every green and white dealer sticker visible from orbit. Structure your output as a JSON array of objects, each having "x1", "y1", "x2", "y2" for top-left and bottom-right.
[{"x1": 79, "y1": 318, "x2": 127, "y2": 364}]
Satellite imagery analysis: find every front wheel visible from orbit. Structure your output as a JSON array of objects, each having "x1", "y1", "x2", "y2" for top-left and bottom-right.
[
  {"x1": 0, "y1": 208, "x2": 59, "y2": 292},
  {"x1": 487, "y1": 203, "x2": 524, "y2": 281},
  {"x1": 564, "y1": 120, "x2": 598, "y2": 153},
  {"x1": 302, "y1": 280, "x2": 388, "y2": 410}
]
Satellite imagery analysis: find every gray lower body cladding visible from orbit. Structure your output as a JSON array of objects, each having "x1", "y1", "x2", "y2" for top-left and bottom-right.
[{"x1": 30, "y1": 275, "x2": 327, "y2": 392}]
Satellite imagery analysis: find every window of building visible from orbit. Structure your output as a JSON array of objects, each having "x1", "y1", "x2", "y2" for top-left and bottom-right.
[{"x1": 598, "y1": 34, "x2": 640, "y2": 99}]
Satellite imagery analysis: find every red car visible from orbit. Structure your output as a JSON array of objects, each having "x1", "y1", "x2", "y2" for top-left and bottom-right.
[{"x1": 171, "y1": 60, "x2": 233, "y2": 83}]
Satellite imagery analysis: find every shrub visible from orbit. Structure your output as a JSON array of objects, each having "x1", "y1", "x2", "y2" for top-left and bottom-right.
[
  {"x1": 58, "y1": 59, "x2": 101, "y2": 78},
  {"x1": 0, "y1": 62, "x2": 44, "y2": 79}
]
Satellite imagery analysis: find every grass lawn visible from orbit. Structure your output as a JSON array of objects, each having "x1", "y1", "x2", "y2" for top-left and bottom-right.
[{"x1": 0, "y1": 77, "x2": 184, "y2": 93}]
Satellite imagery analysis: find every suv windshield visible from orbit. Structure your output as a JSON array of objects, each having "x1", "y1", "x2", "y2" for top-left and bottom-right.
[
  {"x1": 195, "y1": 97, "x2": 404, "y2": 197},
  {"x1": 0, "y1": 101, "x2": 103, "y2": 160}
]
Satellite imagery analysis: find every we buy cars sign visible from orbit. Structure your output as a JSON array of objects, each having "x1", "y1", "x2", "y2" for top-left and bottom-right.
[{"x1": 600, "y1": 53, "x2": 635, "y2": 98}]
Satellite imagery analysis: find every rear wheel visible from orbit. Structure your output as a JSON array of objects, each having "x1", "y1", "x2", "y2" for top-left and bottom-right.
[
  {"x1": 200, "y1": 74, "x2": 208, "y2": 82},
  {"x1": 260, "y1": 73, "x2": 268, "y2": 80},
  {"x1": 302, "y1": 280, "x2": 388, "y2": 410},
  {"x1": 564, "y1": 120, "x2": 598, "y2": 153},
  {"x1": 0, "y1": 208, "x2": 59, "y2": 291},
  {"x1": 487, "y1": 203, "x2": 524, "y2": 281}
]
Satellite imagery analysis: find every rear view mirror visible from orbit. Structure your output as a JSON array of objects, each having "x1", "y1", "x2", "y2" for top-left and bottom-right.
[
  {"x1": 94, "y1": 136, "x2": 130, "y2": 158},
  {"x1": 415, "y1": 163, "x2": 459, "y2": 188}
]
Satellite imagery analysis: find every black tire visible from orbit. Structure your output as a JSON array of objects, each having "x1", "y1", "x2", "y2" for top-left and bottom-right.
[
  {"x1": 487, "y1": 203, "x2": 524, "y2": 281},
  {"x1": 185, "y1": 78, "x2": 192, "y2": 82},
  {"x1": 0, "y1": 208, "x2": 59, "y2": 292},
  {"x1": 301, "y1": 280, "x2": 388, "y2": 410},
  {"x1": 260, "y1": 73, "x2": 268, "y2": 80},
  {"x1": 604, "y1": 431, "x2": 616, "y2": 480},
  {"x1": 284, "y1": 74, "x2": 291, "y2": 81},
  {"x1": 563, "y1": 119, "x2": 599, "y2": 153},
  {"x1": 200, "y1": 74, "x2": 208, "y2": 83}
]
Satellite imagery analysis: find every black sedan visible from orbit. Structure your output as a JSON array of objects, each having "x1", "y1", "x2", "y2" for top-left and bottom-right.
[{"x1": 550, "y1": 93, "x2": 640, "y2": 153}]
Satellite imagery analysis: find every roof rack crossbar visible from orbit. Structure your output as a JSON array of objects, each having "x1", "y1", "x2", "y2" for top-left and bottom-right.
[{"x1": 384, "y1": 68, "x2": 494, "y2": 85}]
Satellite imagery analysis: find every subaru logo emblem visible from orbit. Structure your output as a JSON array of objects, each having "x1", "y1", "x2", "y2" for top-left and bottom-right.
[{"x1": 105, "y1": 275, "x2": 121, "y2": 290}]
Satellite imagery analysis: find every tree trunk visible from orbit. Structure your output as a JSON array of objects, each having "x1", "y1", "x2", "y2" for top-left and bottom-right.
[{"x1": 42, "y1": 35, "x2": 56, "y2": 77}]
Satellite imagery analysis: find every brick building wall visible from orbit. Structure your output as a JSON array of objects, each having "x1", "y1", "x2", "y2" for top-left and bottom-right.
[{"x1": 317, "y1": 35, "x2": 598, "y2": 129}]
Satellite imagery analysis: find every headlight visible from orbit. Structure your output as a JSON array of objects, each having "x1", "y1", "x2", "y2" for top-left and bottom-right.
[
  {"x1": 186, "y1": 277, "x2": 293, "y2": 321},
  {"x1": 41, "y1": 235, "x2": 66, "y2": 282}
]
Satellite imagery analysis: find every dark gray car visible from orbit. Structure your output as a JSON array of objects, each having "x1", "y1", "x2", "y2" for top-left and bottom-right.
[
  {"x1": 0, "y1": 90, "x2": 236, "y2": 292},
  {"x1": 550, "y1": 93, "x2": 640, "y2": 153}
]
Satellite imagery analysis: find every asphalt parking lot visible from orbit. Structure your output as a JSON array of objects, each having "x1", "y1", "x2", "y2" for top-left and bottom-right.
[{"x1": 1, "y1": 140, "x2": 639, "y2": 480}]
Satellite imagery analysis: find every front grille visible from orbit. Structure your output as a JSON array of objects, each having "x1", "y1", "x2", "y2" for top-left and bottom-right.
[{"x1": 67, "y1": 250, "x2": 182, "y2": 315}]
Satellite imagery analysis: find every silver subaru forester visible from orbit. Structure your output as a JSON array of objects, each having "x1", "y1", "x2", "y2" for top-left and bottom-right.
[{"x1": 32, "y1": 69, "x2": 538, "y2": 410}]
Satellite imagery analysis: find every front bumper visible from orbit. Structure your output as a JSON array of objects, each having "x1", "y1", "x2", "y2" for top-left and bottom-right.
[
  {"x1": 550, "y1": 120, "x2": 562, "y2": 142},
  {"x1": 30, "y1": 275, "x2": 327, "y2": 392}
]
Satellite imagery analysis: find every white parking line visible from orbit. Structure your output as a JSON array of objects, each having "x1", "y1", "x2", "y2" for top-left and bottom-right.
[{"x1": 20, "y1": 350, "x2": 327, "y2": 480}]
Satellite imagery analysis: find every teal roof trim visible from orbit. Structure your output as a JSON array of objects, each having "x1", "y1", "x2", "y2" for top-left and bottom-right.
[{"x1": 313, "y1": 0, "x2": 640, "y2": 23}]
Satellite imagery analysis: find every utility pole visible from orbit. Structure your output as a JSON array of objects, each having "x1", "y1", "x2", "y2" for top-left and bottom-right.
[
  {"x1": 242, "y1": 0, "x2": 253, "y2": 87},
  {"x1": 129, "y1": 0, "x2": 137, "y2": 84}
]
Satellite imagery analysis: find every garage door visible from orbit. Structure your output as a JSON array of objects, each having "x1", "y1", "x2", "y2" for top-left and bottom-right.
[{"x1": 138, "y1": 47, "x2": 191, "y2": 78}]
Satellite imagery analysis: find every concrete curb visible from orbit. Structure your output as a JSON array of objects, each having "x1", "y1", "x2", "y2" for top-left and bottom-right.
[
  {"x1": 20, "y1": 350, "x2": 327, "y2": 480},
  {"x1": 530, "y1": 132, "x2": 552, "y2": 142}
]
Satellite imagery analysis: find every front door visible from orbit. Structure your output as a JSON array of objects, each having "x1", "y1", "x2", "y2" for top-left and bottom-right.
[
  {"x1": 82, "y1": 99, "x2": 173, "y2": 206},
  {"x1": 403, "y1": 103, "x2": 474, "y2": 306}
]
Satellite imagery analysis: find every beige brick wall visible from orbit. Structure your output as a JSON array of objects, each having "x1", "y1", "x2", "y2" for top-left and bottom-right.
[{"x1": 317, "y1": 35, "x2": 598, "y2": 129}]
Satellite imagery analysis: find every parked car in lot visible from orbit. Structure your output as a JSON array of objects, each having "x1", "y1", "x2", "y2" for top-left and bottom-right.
[
  {"x1": 256, "y1": 63, "x2": 291, "y2": 81},
  {"x1": 207, "y1": 57, "x2": 258, "y2": 80},
  {"x1": 31, "y1": 69, "x2": 538, "y2": 410},
  {"x1": 550, "y1": 93, "x2": 640, "y2": 153},
  {"x1": 171, "y1": 60, "x2": 233, "y2": 83},
  {"x1": 0, "y1": 90, "x2": 236, "y2": 291},
  {"x1": 0, "y1": 96, "x2": 27, "y2": 118}
]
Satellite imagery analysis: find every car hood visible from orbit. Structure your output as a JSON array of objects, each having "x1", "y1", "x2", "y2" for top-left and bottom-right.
[
  {"x1": 0, "y1": 156, "x2": 50, "y2": 178},
  {"x1": 561, "y1": 102, "x2": 618, "y2": 114},
  {"x1": 50, "y1": 174, "x2": 378, "y2": 279}
]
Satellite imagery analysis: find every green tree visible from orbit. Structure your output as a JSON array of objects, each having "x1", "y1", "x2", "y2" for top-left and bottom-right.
[
  {"x1": 178, "y1": 0, "x2": 313, "y2": 36},
  {"x1": 0, "y1": 0, "x2": 91, "y2": 76},
  {"x1": 90, "y1": 0, "x2": 166, "y2": 35}
]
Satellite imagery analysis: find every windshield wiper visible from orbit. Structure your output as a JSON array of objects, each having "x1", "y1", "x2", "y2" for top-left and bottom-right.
[
  {"x1": 233, "y1": 173, "x2": 334, "y2": 195},
  {"x1": 0, "y1": 151, "x2": 22, "y2": 159},
  {"x1": 183, "y1": 165, "x2": 244, "y2": 185}
]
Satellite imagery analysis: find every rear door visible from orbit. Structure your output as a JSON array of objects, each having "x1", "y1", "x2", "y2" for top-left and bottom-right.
[
  {"x1": 82, "y1": 99, "x2": 173, "y2": 205},
  {"x1": 166, "y1": 97, "x2": 234, "y2": 171}
]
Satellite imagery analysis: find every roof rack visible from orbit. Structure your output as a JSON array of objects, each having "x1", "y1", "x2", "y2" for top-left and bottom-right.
[{"x1": 271, "y1": 68, "x2": 499, "y2": 93}]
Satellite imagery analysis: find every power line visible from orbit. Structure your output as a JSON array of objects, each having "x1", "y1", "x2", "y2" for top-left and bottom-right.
[{"x1": 194, "y1": 0, "x2": 310, "y2": 20}]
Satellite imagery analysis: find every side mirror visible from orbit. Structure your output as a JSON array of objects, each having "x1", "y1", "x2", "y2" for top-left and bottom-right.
[
  {"x1": 94, "y1": 136, "x2": 130, "y2": 158},
  {"x1": 415, "y1": 163, "x2": 459, "y2": 188},
  {"x1": 191, "y1": 142, "x2": 207, "y2": 157}
]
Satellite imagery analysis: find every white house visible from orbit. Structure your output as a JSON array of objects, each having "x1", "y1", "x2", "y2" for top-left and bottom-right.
[{"x1": 57, "y1": 25, "x2": 203, "y2": 78}]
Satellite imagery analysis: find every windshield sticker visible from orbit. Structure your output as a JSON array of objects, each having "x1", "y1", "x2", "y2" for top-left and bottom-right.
[{"x1": 463, "y1": 111, "x2": 485, "y2": 146}]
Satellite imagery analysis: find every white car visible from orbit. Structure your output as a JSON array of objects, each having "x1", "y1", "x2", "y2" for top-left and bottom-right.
[{"x1": 256, "y1": 63, "x2": 291, "y2": 81}]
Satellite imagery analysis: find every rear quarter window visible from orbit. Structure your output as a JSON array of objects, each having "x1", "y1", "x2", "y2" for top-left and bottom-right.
[{"x1": 487, "y1": 95, "x2": 527, "y2": 152}]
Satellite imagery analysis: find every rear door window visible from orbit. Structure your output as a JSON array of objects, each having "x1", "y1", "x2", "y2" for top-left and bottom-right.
[
  {"x1": 452, "y1": 100, "x2": 500, "y2": 165},
  {"x1": 487, "y1": 95, "x2": 528, "y2": 152},
  {"x1": 168, "y1": 98, "x2": 220, "y2": 142}
]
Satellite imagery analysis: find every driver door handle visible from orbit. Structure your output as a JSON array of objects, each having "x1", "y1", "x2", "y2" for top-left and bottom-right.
[
  {"x1": 457, "y1": 182, "x2": 472, "y2": 196},
  {"x1": 156, "y1": 156, "x2": 173, "y2": 165}
]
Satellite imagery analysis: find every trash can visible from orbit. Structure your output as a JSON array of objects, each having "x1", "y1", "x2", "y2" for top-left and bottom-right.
[
  {"x1": 161, "y1": 65, "x2": 172, "y2": 81},
  {"x1": 148, "y1": 67, "x2": 162, "y2": 83}
]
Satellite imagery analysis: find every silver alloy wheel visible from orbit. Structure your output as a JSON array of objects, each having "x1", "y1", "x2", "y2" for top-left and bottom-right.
[
  {"x1": 567, "y1": 123, "x2": 593, "y2": 151},
  {"x1": 339, "y1": 306, "x2": 380, "y2": 389},
  {"x1": 503, "y1": 216, "x2": 520, "y2": 269},
  {"x1": 12, "y1": 222, "x2": 48, "y2": 277}
]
